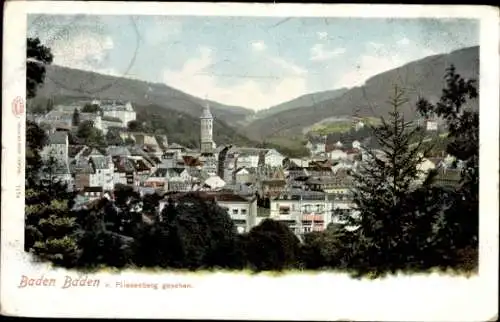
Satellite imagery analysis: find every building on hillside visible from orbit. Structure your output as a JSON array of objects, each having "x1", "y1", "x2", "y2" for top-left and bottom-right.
[
  {"x1": 233, "y1": 167, "x2": 256, "y2": 185},
  {"x1": 306, "y1": 137, "x2": 326, "y2": 156},
  {"x1": 264, "y1": 149, "x2": 285, "y2": 168},
  {"x1": 41, "y1": 131, "x2": 69, "y2": 165},
  {"x1": 260, "y1": 179, "x2": 287, "y2": 197},
  {"x1": 112, "y1": 156, "x2": 137, "y2": 186},
  {"x1": 94, "y1": 100, "x2": 136, "y2": 127},
  {"x1": 70, "y1": 159, "x2": 93, "y2": 191},
  {"x1": 89, "y1": 156, "x2": 115, "y2": 191},
  {"x1": 235, "y1": 152, "x2": 260, "y2": 169}
]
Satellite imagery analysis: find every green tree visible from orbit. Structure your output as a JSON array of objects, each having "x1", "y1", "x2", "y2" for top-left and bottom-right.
[
  {"x1": 72, "y1": 108, "x2": 81, "y2": 126},
  {"x1": 105, "y1": 128, "x2": 124, "y2": 146},
  {"x1": 245, "y1": 218, "x2": 301, "y2": 271},
  {"x1": 416, "y1": 65, "x2": 479, "y2": 264},
  {"x1": 25, "y1": 188, "x2": 80, "y2": 268},
  {"x1": 26, "y1": 121, "x2": 48, "y2": 187},
  {"x1": 300, "y1": 224, "x2": 353, "y2": 270},
  {"x1": 76, "y1": 205, "x2": 135, "y2": 269},
  {"x1": 76, "y1": 120, "x2": 105, "y2": 147},
  {"x1": 338, "y1": 86, "x2": 435, "y2": 276},
  {"x1": 127, "y1": 120, "x2": 143, "y2": 132},
  {"x1": 81, "y1": 103, "x2": 101, "y2": 114},
  {"x1": 27, "y1": 37, "x2": 54, "y2": 99},
  {"x1": 133, "y1": 193, "x2": 240, "y2": 270}
]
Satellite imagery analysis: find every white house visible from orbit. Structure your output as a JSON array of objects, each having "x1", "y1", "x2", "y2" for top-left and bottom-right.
[
  {"x1": 306, "y1": 140, "x2": 326, "y2": 156},
  {"x1": 204, "y1": 175, "x2": 226, "y2": 190},
  {"x1": 41, "y1": 131, "x2": 69, "y2": 165},
  {"x1": 214, "y1": 193, "x2": 258, "y2": 233},
  {"x1": 236, "y1": 153, "x2": 260, "y2": 169},
  {"x1": 352, "y1": 140, "x2": 361, "y2": 150},
  {"x1": 354, "y1": 121, "x2": 365, "y2": 131},
  {"x1": 416, "y1": 157, "x2": 437, "y2": 183},
  {"x1": 89, "y1": 156, "x2": 115, "y2": 191},
  {"x1": 264, "y1": 149, "x2": 285, "y2": 168},
  {"x1": 96, "y1": 100, "x2": 137, "y2": 127},
  {"x1": 234, "y1": 167, "x2": 253, "y2": 184},
  {"x1": 328, "y1": 149, "x2": 348, "y2": 160}
]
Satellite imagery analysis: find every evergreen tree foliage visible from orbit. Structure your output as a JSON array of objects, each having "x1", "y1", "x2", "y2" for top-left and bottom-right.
[
  {"x1": 72, "y1": 108, "x2": 81, "y2": 126},
  {"x1": 338, "y1": 86, "x2": 436, "y2": 275}
]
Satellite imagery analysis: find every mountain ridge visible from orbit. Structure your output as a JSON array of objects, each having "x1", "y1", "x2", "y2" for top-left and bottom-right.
[
  {"x1": 242, "y1": 46, "x2": 480, "y2": 140},
  {"x1": 35, "y1": 65, "x2": 255, "y2": 125}
]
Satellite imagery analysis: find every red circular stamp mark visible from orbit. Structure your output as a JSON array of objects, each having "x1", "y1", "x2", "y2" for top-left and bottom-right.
[{"x1": 12, "y1": 96, "x2": 24, "y2": 118}]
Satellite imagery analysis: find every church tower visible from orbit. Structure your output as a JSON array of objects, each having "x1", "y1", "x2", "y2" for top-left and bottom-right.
[{"x1": 200, "y1": 98, "x2": 214, "y2": 154}]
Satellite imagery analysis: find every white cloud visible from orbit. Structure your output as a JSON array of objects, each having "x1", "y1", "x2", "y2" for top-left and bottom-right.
[
  {"x1": 310, "y1": 44, "x2": 346, "y2": 61},
  {"x1": 367, "y1": 42, "x2": 384, "y2": 49},
  {"x1": 268, "y1": 56, "x2": 308, "y2": 76},
  {"x1": 251, "y1": 41, "x2": 267, "y2": 52},
  {"x1": 317, "y1": 31, "x2": 328, "y2": 40},
  {"x1": 47, "y1": 32, "x2": 120, "y2": 76},
  {"x1": 162, "y1": 47, "x2": 308, "y2": 110},
  {"x1": 397, "y1": 37, "x2": 411, "y2": 46}
]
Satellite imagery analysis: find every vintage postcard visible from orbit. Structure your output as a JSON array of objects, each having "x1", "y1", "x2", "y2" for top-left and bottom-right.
[{"x1": 1, "y1": 1, "x2": 499, "y2": 320}]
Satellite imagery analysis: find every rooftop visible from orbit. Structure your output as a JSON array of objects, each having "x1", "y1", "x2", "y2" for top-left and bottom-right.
[{"x1": 48, "y1": 131, "x2": 68, "y2": 145}]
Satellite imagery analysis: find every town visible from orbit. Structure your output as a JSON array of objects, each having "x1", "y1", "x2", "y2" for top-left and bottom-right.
[{"x1": 28, "y1": 97, "x2": 462, "y2": 239}]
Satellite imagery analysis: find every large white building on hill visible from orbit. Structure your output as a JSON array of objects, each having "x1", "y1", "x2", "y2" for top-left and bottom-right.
[{"x1": 93, "y1": 100, "x2": 136, "y2": 127}]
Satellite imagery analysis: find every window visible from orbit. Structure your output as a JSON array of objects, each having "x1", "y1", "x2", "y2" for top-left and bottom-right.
[
  {"x1": 241, "y1": 209, "x2": 247, "y2": 215},
  {"x1": 232, "y1": 209, "x2": 239, "y2": 215},
  {"x1": 279, "y1": 206, "x2": 290, "y2": 215}
]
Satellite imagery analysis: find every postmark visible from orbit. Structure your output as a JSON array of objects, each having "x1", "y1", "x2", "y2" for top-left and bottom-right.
[{"x1": 12, "y1": 96, "x2": 25, "y2": 118}]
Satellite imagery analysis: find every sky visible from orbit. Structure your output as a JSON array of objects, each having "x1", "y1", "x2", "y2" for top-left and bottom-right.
[{"x1": 27, "y1": 15, "x2": 479, "y2": 111}]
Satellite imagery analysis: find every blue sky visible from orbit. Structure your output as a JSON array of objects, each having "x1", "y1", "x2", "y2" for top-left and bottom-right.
[{"x1": 27, "y1": 15, "x2": 479, "y2": 110}]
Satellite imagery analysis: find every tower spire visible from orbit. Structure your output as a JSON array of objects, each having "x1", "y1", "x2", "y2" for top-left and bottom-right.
[{"x1": 201, "y1": 95, "x2": 212, "y2": 119}]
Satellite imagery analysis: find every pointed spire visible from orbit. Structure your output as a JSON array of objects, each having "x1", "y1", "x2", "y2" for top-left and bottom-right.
[{"x1": 201, "y1": 95, "x2": 212, "y2": 119}]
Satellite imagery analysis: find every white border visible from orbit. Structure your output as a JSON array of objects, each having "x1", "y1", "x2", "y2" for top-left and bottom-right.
[{"x1": 2, "y1": 2, "x2": 499, "y2": 320}]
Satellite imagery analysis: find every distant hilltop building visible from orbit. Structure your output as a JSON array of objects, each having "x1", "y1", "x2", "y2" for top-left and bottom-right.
[
  {"x1": 200, "y1": 98, "x2": 216, "y2": 154},
  {"x1": 92, "y1": 99, "x2": 137, "y2": 127}
]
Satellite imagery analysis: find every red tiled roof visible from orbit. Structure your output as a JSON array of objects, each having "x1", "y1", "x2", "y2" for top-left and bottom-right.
[{"x1": 182, "y1": 155, "x2": 202, "y2": 167}]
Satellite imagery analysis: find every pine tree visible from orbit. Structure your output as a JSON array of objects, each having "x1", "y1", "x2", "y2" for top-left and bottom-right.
[
  {"x1": 339, "y1": 86, "x2": 434, "y2": 275},
  {"x1": 72, "y1": 108, "x2": 81, "y2": 126}
]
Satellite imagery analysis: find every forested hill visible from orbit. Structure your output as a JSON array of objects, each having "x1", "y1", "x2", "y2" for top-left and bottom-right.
[
  {"x1": 133, "y1": 103, "x2": 259, "y2": 149},
  {"x1": 33, "y1": 64, "x2": 255, "y2": 125},
  {"x1": 242, "y1": 46, "x2": 480, "y2": 141}
]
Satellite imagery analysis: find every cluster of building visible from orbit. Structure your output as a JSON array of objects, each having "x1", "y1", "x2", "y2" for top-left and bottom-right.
[
  {"x1": 32, "y1": 98, "x2": 462, "y2": 238},
  {"x1": 29, "y1": 99, "x2": 137, "y2": 135}
]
